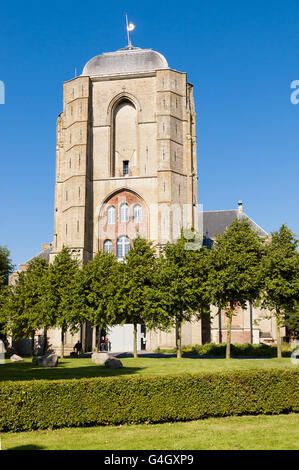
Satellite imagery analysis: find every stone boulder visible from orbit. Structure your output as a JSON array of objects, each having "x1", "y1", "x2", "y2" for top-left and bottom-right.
[
  {"x1": 104, "y1": 358, "x2": 123, "y2": 369},
  {"x1": 10, "y1": 354, "x2": 23, "y2": 362},
  {"x1": 92, "y1": 352, "x2": 111, "y2": 365},
  {"x1": 33, "y1": 354, "x2": 58, "y2": 367}
]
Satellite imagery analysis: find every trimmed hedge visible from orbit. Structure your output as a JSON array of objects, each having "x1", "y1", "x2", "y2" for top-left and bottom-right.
[
  {"x1": 0, "y1": 369, "x2": 298, "y2": 432},
  {"x1": 155, "y1": 342, "x2": 292, "y2": 357}
]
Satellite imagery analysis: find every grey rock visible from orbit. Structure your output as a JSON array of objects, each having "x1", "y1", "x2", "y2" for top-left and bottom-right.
[
  {"x1": 92, "y1": 352, "x2": 111, "y2": 365},
  {"x1": 10, "y1": 354, "x2": 23, "y2": 362},
  {"x1": 33, "y1": 354, "x2": 58, "y2": 367},
  {"x1": 104, "y1": 358, "x2": 123, "y2": 369}
]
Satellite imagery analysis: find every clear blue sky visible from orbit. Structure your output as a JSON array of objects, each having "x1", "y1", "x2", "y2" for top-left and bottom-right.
[{"x1": 0, "y1": 0, "x2": 298, "y2": 268}]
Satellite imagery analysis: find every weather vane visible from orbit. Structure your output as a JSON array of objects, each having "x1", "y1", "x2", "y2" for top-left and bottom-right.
[{"x1": 126, "y1": 13, "x2": 135, "y2": 49}]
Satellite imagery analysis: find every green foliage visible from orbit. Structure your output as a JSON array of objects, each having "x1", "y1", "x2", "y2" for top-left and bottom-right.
[
  {"x1": 45, "y1": 247, "x2": 80, "y2": 332},
  {"x1": 147, "y1": 234, "x2": 210, "y2": 357},
  {"x1": 0, "y1": 285, "x2": 10, "y2": 340},
  {"x1": 0, "y1": 246, "x2": 14, "y2": 339},
  {"x1": 43, "y1": 247, "x2": 81, "y2": 357},
  {"x1": 0, "y1": 369, "x2": 298, "y2": 432},
  {"x1": 284, "y1": 302, "x2": 299, "y2": 338},
  {"x1": 260, "y1": 225, "x2": 299, "y2": 315},
  {"x1": 209, "y1": 218, "x2": 263, "y2": 310},
  {"x1": 117, "y1": 236, "x2": 157, "y2": 324},
  {"x1": 154, "y1": 343, "x2": 292, "y2": 357},
  {"x1": 76, "y1": 251, "x2": 119, "y2": 329},
  {"x1": 0, "y1": 258, "x2": 49, "y2": 339},
  {"x1": 259, "y1": 225, "x2": 299, "y2": 356},
  {"x1": 0, "y1": 246, "x2": 14, "y2": 285},
  {"x1": 208, "y1": 219, "x2": 263, "y2": 358},
  {"x1": 116, "y1": 237, "x2": 157, "y2": 357}
]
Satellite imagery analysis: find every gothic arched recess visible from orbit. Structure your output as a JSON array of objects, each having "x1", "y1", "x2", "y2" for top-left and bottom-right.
[
  {"x1": 110, "y1": 97, "x2": 139, "y2": 177},
  {"x1": 98, "y1": 189, "x2": 148, "y2": 258}
]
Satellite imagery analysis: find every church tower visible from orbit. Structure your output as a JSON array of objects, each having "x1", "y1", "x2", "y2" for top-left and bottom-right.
[{"x1": 50, "y1": 45, "x2": 197, "y2": 267}]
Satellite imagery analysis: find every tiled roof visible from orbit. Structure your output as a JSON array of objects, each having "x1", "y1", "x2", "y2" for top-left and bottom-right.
[
  {"x1": 24, "y1": 245, "x2": 52, "y2": 265},
  {"x1": 203, "y1": 210, "x2": 268, "y2": 243}
]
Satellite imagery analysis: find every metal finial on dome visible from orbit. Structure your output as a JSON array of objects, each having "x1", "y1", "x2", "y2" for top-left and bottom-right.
[{"x1": 126, "y1": 13, "x2": 136, "y2": 50}]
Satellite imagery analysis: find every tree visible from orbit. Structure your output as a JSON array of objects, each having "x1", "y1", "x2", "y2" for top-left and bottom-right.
[
  {"x1": 0, "y1": 246, "x2": 14, "y2": 286},
  {"x1": 0, "y1": 284, "x2": 11, "y2": 343},
  {"x1": 116, "y1": 236, "x2": 157, "y2": 358},
  {"x1": 146, "y1": 233, "x2": 210, "y2": 359},
  {"x1": 208, "y1": 219, "x2": 263, "y2": 359},
  {"x1": 76, "y1": 251, "x2": 119, "y2": 349},
  {"x1": 0, "y1": 246, "x2": 14, "y2": 342},
  {"x1": 284, "y1": 301, "x2": 299, "y2": 341},
  {"x1": 45, "y1": 247, "x2": 81, "y2": 358},
  {"x1": 259, "y1": 225, "x2": 299, "y2": 358},
  {"x1": 0, "y1": 257, "x2": 49, "y2": 355}
]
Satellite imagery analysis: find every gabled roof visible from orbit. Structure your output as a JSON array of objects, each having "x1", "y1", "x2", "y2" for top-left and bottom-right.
[
  {"x1": 203, "y1": 203, "x2": 268, "y2": 242},
  {"x1": 24, "y1": 244, "x2": 52, "y2": 266}
]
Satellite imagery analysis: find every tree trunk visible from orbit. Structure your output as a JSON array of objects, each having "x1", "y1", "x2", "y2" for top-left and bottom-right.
[
  {"x1": 276, "y1": 315, "x2": 282, "y2": 359},
  {"x1": 96, "y1": 325, "x2": 100, "y2": 352},
  {"x1": 81, "y1": 322, "x2": 86, "y2": 353},
  {"x1": 31, "y1": 331, "x2": 35, "y2": 357},
  {"x1": 60, "y1": 327, "x2": 65, "y2": 359},
  {"x1": 226, "y1": 312, "x2": 232, "y2": 359},
  {"x1": 133, "y1": 323, "x2": 138, "y2": 359},
  {"x1": 43, "y1": 328, "x2": 48, "y2": 354},
  {"x1": 176, "y1": 320, "x2": 182, "y2": 359}
]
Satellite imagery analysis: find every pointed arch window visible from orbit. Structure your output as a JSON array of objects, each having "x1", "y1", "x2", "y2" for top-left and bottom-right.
[
  {"x1": 104, "y1": 240, "x2": 113, "y2": 254},
  {"x1": 117, "y1": 236, "x2": 130, "y2": 260},
  {"x1": 133, "y1": 204, "x2": 142, "y2": 224},
  {"x1": 120, "y1": 203, "x2": 129, "y2": 223},
  {"x1": 107, "y1": 206, "x2": 115, "y2": 224}
]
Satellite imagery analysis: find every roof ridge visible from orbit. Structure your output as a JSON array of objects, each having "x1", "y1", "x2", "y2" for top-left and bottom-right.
[{"x1": 203, "y1": 209, "x2": 237, "y2": 213}]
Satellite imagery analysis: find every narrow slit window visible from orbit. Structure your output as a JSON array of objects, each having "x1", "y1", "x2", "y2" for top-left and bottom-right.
[{"x1": 123, "y1": 161, "x2": 129, "y2": 176}]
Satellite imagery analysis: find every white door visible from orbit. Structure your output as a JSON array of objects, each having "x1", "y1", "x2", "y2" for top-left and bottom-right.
[{"x1": 107, "y1": 324, "x2": 142, "y2": 352}]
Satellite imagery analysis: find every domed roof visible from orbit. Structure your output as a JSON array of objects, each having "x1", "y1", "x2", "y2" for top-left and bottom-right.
[{"x1": 82, "y1": 47, "x2": 168, "y2": 76}]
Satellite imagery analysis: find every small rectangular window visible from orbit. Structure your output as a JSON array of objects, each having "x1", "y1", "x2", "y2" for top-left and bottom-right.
[{"x1": 123, "y1": 161, "x2": 129, "y2": 176}]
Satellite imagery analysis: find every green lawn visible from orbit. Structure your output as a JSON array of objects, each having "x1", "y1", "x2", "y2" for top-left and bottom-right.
[
  {"x1": 2, "y1": 414, "x2": 298, "y2": 450},
  {"x1": 1, "y1": 358, "x2": 298, "y2": 450},
  {"x1": 0, "y1": 356, "x2": 296, "y2": 381}
]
